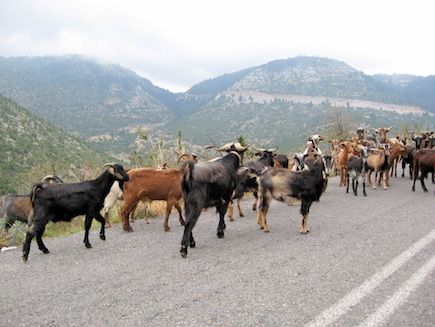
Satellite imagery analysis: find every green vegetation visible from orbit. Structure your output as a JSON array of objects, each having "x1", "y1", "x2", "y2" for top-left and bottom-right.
[{"x1": 0, "y1": 94, "x2": 110, "y2": 194}]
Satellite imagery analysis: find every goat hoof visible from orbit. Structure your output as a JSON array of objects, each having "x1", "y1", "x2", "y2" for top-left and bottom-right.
[
  {"x1": 124, "y1": 226, "x2": 133, "y2": 232},
  {"x1": 180, "y1": 246, "x2": 188, "y2": 258},
  {"x1": 22, "y1": 254, "x2": 28, "y2": 262},
  {"x1": 189, "y1": 241, "x2": 196, "y2": 248},
  {"x1": 85, "y1": 243, "x2": 92, "y2": 249},
  {"x1": 180, "y1": 220, "x2": 185, "y2": 226},
  {"x1": 41, "y1": 248, "x2": 50, "y2": 254},
  {"x1": 239, "y1": 213, "x2": 245, "y2": 217},
  {"x1": 100, "y1": 234, "x2": 106, "y2": 241},
  {"x1": 217, "y1": 230, "x2": 225, "y2": 238},
  {"x1": 164, "y1": 226, "x2": 170, "y2": 232}
]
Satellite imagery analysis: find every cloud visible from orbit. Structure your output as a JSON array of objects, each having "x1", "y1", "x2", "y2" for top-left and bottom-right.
[{"x1": 1, "y1": 0, "x2": 435, "y2": 92}]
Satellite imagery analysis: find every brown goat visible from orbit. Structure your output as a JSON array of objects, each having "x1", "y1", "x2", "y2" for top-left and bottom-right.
[
  {"x1": 375, "y1": 127, "x2": 391, "y2": 144},
  {"x1": 120, "y1": 168, "x2": 185, "y2": 232},
  {"x1": 387, "y1": 140, "x2": 406, "y2": 178},
  {"x1": 337, "y1": 141, "x2": 359, "y2": 186},
  {"x1": 412, "y1": 148, "x2": 435, "y2": 192}
]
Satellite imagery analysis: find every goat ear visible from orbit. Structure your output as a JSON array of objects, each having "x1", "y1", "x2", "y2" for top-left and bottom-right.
[{"x1": 319, "y1": 135, "x2": 324, "y2": 141}]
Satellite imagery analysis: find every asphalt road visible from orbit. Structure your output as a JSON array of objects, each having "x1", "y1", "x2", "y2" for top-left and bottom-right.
[{"x1": 1, "y1": 175, "x2": 434, "y2": 327}]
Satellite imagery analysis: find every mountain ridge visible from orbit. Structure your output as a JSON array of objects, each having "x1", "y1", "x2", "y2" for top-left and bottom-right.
[{"x1": 0, "y1": 55, "x2": 434, "y2": 155}]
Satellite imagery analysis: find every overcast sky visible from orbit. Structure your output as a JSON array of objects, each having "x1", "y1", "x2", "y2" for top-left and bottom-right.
[{"x1": 1, "y1": 0, "x2": 434, "y2": 92}]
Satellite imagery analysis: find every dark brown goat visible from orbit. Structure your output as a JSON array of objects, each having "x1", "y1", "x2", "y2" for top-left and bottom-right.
[{"x1": 412, "y1": 149, "x2": 435, "y2": 192}]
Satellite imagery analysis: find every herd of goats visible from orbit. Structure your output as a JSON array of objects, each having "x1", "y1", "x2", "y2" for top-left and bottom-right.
[{"x1": 0, "y1": 128, "x2": 434, "y2": 260}]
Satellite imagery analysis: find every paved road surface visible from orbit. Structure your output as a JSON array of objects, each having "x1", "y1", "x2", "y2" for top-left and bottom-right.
[{"x1": 1, "y1": 176, "x2": 434, "y2": 326}]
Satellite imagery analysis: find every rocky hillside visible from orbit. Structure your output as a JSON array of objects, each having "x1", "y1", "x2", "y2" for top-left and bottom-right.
[
  {"x1": 0, "y1": 55, "x2": 434, "y2": 155},
  {"x1": 0, "y1": 94, "x2": 109, "y2": 194}
]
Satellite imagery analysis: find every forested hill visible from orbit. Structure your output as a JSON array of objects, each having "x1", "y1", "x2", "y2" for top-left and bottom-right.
[
  {"x1": 0, "y1": 94, "x2": 109, "y2": 194},
  {"x1": 0, "y1": 55, "x2": 176, "y2": 137}
]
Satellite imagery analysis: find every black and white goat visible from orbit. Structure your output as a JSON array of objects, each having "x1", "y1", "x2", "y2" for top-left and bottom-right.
[
  {"x1": 346, "y1": 146, "x2": 367, "y2": 196},
  {"x1": 303, "y1": 135, "x2": 324, "y2": 155},
  {"x1": 22, "y1": 164, "x2": 129, "y2": 261},
  {"x1": 180, "y1": 143, "x2": 247, "y2": 257},
  {"x1": 257, "y1": 153, "x2": 330, "y2": 234}
]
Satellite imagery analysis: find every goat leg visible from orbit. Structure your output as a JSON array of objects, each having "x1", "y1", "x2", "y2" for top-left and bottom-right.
[
  {"x1": 164, "y1": 202, "x2": 174, "y2": 232},
  {"x1": 252, "y1": 191, "x2": 258, "y2": 211},
  {"x1": 217, "y1": 203, "x2": 227, "y2": 238},
  {"x1": 175, "y1": 202, "x2": 185, "y2": 226},
  {"x1": 22, "y1": 228, "x2": 35, "y2": 262},
  {"x1": 300, "y1": 199, "x2": 312, "y2": 234},
  {"x1": 83, "y1": 213, "x2": 93, "y2": 248},
  {"x1": 104, "y1": 212, "x2": 111, "y2": 228},
  {"x1": 227, "y1": 200, "x2": 234, "y2": 221},
  {"x1": 36, "y1": 225, "x2": 49, "y2": 254},
  {"x1": 180, "y1": 208, "x2": 200, "y2": 257},
  {"x1": 94, "y1": 212, "x2": 106, "y2": 241},
  {"x1": 237, "y1": 198, "x2": 244, "y2": 217},
  {"x1": 353, "y1": 178, "x2": 358, "y2": 196},
  {"x1": 362, "y1": 175, "x2": 367, "y2": 196},
  {"x1": 420, "y1": 171, "x2": 429, "y2": 192}
]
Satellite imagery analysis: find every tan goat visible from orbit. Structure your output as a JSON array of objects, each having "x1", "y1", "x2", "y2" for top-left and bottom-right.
[{"x1": 366, "y1": 145, "x2": 390, "y2": 189}]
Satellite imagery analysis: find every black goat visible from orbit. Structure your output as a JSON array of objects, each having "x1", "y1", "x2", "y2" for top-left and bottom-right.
[
  {"x1": 227, "y1": 148, "x2": 277, "y2": 220},
  {"x1": 401, "y1": 145, "x2": 416, "y2": 179},
  {"x1": 180, "y1": 151, "x2": 245, "y2": 257},
  {"x1": 257, "y1": 153, "x2": 330, "y2": 234},
  {"x1": 0, "y1": 176, "x2": 63, "y2": 229},
  {"x1": 22, "y1": 164, "x2": 129, "y2": 261}
]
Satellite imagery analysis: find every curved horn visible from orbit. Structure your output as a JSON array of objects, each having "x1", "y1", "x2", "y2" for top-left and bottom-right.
[
  {"x1": 249, "y1": 145, "x2": 266, "y2": 152},
  {"x1": 216, "y1": 142, "x2": 248, "y2": 152},
  {"x1": 234, "y1": 142, "x2": 248, "y2": 151},
  {"x1": 41, "y1": 175, "x2": 55, "y2": 181},
  {"x1": 42, "y1": 175, "x2": 63, "y2": 183},
  {"x1": 102, "y1": 163, "x2": 115, "y2": 169},
  {"x1": 266, "y1": 147, "x2": 278, "y2": 152},
  {"x1": 177, "y1": 153, "x2": 198, "y2": 164},
  {"x1": 215, "y1": 142, "x2": 233, "y2": 151}
]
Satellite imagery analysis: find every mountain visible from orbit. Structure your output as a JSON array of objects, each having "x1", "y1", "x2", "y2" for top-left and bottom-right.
[
  {"x1": 0, "y1": 93, "x2": 109, "y2": 194},
  {"x1": 185, "y1": 57, "x2": 435, "y2": 112},
  {"x1": 0, "y1": 55, "x2": 175, "y2": 136},
  {"x1": 0, "y1": 55, "x2": 434, "y2": 155}
]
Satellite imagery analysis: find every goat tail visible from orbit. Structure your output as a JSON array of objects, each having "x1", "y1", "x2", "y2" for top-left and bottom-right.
[
  {"x1": 181, "y1": 161, "x2": 196, "y2": 194},
  {"x1": 30, "y1": 183, "x2": 44, "y2": 207}
]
